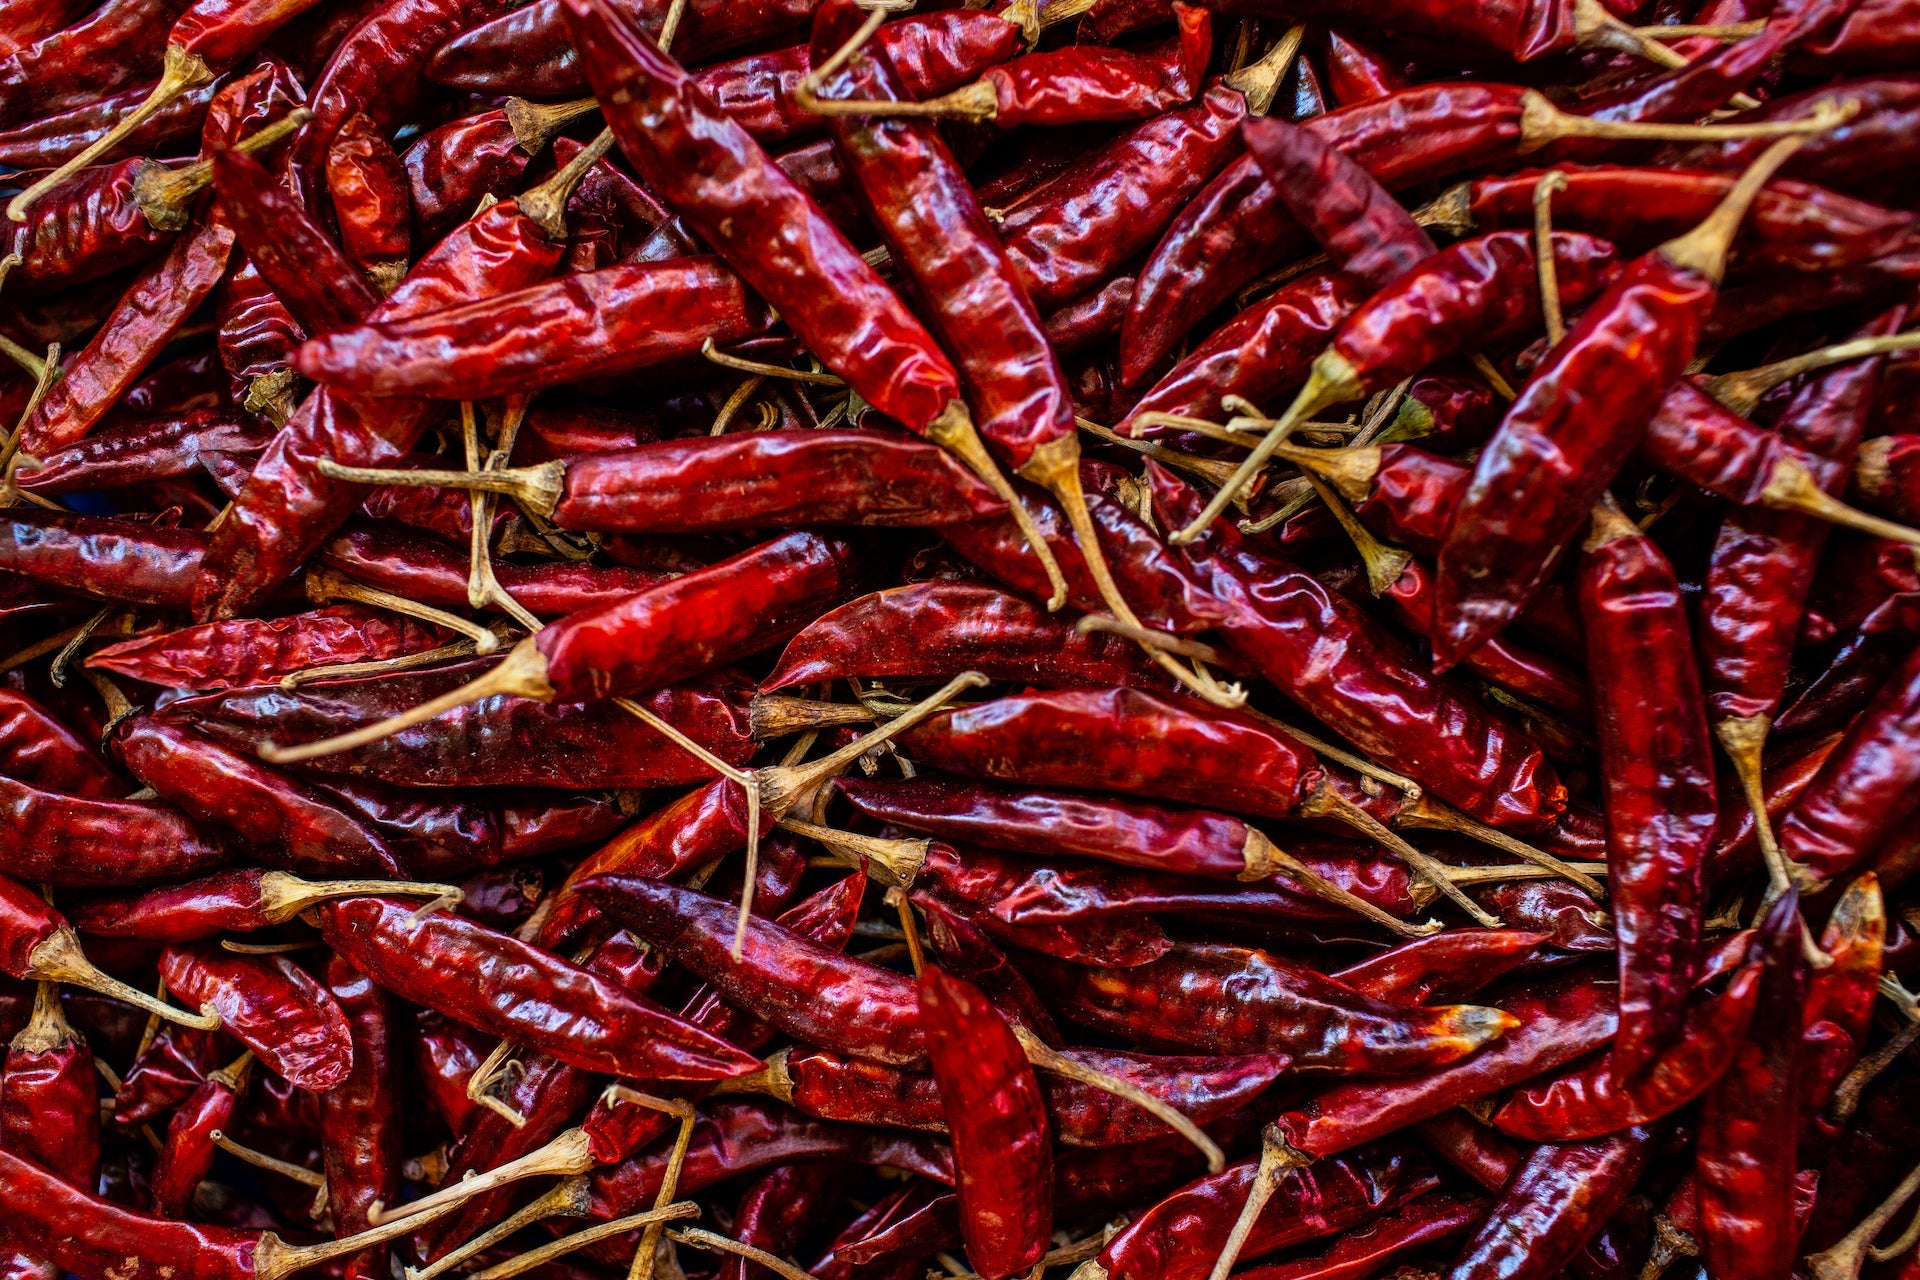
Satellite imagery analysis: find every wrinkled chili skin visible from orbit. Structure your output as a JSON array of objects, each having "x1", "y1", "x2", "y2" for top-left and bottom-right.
[
  {"x1": 159, "y1": 944, "x2": 355, "y2": 1091},
  {"x1": 536, "y1": 532, "x2": 868, "y2": 702},
  {"x1": 319, "y1": 954, "x2": 399, "y2": 1279},
  {"x1": 313, "y1": 895, "x2": 760, "y2": 1080},
  {"x1": 1, "y1": 999, "x2": 99, "y2": 1191},
  {"x1": 113, "y1": 715, "x2": 404, "y2": 878},
  {"x1": 216, "y1": 257, "x2": 305, "y2": 403},
  {"x1": 1578, "y1": 516, "x2": 1716, "y2": 1078},
  {"x1": 0, "y1": 776, "x2": 229, "y2": 887},
  {"x1": 1696, "y1": 893, "x2": 1806, "y2": 1280},
  {"x1": 1095, "y1": 1141, "x2": 1438, "y2": 1280},
  {"x1": 1490, "y1": 964, "x2": 1762, "y2": 1141},
  {"x1": 1435, "y1": 253, "x2": 1715, "y2": 669},
  {"x1": 161, "y1": 664, "x2": 753, "y2": 789},
  {"x1": 0, "y1": 510, "x2": 206, "y2": 608},
  {"x1": 1241, "y1": 114, "x2": 1435, "y2": 289},
  {"x1": 73, "y1": 870, "x2": 305, "y2": 941},
  {"x1": 14, "y1": 409, "x2": 273, "y2": 496},
  {"x1": 1777, "y1": 643, "x2": 1920, "y2": 885},
  {"x1": 0, "y1": 690, "x2": 124, "y2": 799},
  {"x1": 918, "y1": 967, "x2": 1051, "y2": 1280},
  {"x1": 113, "y1": 1024, "x2": 227, "y2": 1129},
  {"x1": 0, "y1": 0, "x2": 194, "y2": 126},
  {"x1": 1447, "y1": 1128, "x2": 1656, "y2": 1280},
  {"x1": 401, "y1": 110, "x2": 531, "y2": 243},
  {"x1": 1655, "y1": 76, "x2": 1920, "y2": 199},
  {"x1": 766, "y1": 582, "x2": 1165, "y2": 692},
  {"x1": 899, "y1": 687, "x2": 1321, "y2": 821},
  {"x1": 726, "y1": 1165, "x2": 844, "y2": 1280},
  {"x1": 215, "y1": 143, "x2": 380, "y2": 339},
  {"x1": 3, "y1": 160, "x2": 174, "y2": 294},
  {"x1": 815, "y1": 0, "x2": 1072, "y2": 471},
  {"x1": 149, "y1": 1072, "x2": 240, "y2": 1218},
  {"x1": 0, "y1": 76, "x2": 217, "y2": 169},
  {"x1": 1026, "y1": 945, "x2": 1512, "y2": 1074},
  {"x1": 1149, "y1": 463, "x2": 1564, "y2": 832},
  {"x1": 986, "y1": 847, "x2": 1419, "y2": 925},
  {"x1": 568, "y1": 0, "x2": 960, "y2": 438},
  {"x1": 87, "y1": 604, "x2": 443, "y2": 692},
  {"x1": 325, "y1": 112, "x2": 411, "y2": 285},
  {"x1": 294, "y1": 258, "x2": 772, "y2": 399}
]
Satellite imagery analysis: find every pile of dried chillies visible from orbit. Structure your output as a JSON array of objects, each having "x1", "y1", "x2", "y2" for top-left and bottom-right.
[{"x1": 1, "y1": 0, "x2": 1920, "y2": 1278}]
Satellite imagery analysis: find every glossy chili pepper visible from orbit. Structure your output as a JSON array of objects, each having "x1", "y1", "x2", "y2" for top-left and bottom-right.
[
  {"x1": 158, "y1": 944, "x2": 353, "y2": 1090},
  {"x1": 0, "y1": 0, "x2": 192, "y2": 128},
  {"x1": 1433, "y1": 141, "x2": 1808, "y2": 669},
  {"x1": 1413, "y1": 1112, "x2": 1523, "y2": 1192},
  {"x1": 293, "y1": 257, "x2": 771, "y2": 398},
  {"x1": 1490, "y1": 962, "x2": 1761, "y2": 1140},
  {"x1": 88, "y1": 603, "x2": 444, "y2": 692},
  {"x1": 400, "y1": 109, "x2": 537, "y2": 243},
  {"x1": 1242, "y1": 1189, "x2": 1484, "y2": 1280},
  {"x1": 0, "y1": 509, "x2": 208, "y2": 607},
  {"x1": 0, "y1": 774, "x2": 229, "y2": 886},
  {"x1": 214, "y1": 141, "x2": 379, "y2": 336},
  {"x1": 1242, "y1": 113, "x2": 1435, "y2": 289},
  {"x1": 765, "y1": 582, "x2": 1165, "y2": 692},
  {"x1": 115, "y1": 1022, "x2": 228, "y2": 1128},
  {"x1": 1695, "y1": 891, "x2": 1805, "y2": 1280},
  {"x1": 1578, "y1": 499, "x2": 1716, "y2": 1076},
  {"x1": 1084, "y1": 1140, "x2": 1439, "y2": 1280},
  {"x1": 75, "y1": 870, "x2": 444, "y2": 942},
  {"x1": 1332, "y1": 929, "x2": 1546, "y2": 1006},
  {"x1": 1656, "y1": 75, "x2": 1920, "y2": 198},
  {"x1": 915, "y1": 847, "x2": 1174, "y2": 967},
  {"x1": 112, "y1": 715, "x2": 405, "y2": 877},
  {"x1": 1027, "y1": 944, "x2": 1510, "y2": 1073},
  {"x1": 1148, "y1": 462, "x2": 1565, "y2": 832},
  {"x1": 150, "y1": 1051, "x2": 250, "y2": 1217},
  {"x1": 196, "y1": 192, "x2": 569, "y2": 622},
  {"x1": 0, "y1": 689, "x2": 124, "y2": 799},
  {"x1": 916, "y1": 965, "x2": 1051, "y2": 1280},
  {"x1": 4, "y1": 160, "x2": 181, "y2": 293},
  {"x1": 216, "y1": 256, "x2": 304, "y2": 416},
  {"x1": 1446, "y1": 1127, "x2": 1655, "y2": 1280},
  {"x1": 313, "y1": 894, "x2": 759, "y2": 1079},
  {"x1": 811, "y1": 1178, "x2": 957, "y2": 1279},
  {"x1": 317, "y1": 954, "x2": 396, "y2": 1278},
  {"x1": 324, "y1": 112, "x2": 409, "y2": 294},
  {"x1": 723, "y1": 1165, "x2": 844, "y2": 1280},
  {"x1": 1, "y1": 981, "x2": 99, "y2": 1190},
  {"x1": 13, "y1": 408, "x2": 272, "y2": 495},
  {"x1": 1776, "y1": 642, "x2": 1920, "y2": 886}
]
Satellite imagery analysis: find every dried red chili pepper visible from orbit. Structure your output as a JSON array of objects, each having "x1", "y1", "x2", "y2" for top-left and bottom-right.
[
  {"x1": 214, "y1": 141, "x2": 380, "y2": 336},
  {"x1": 0, "y1": 774, "x2": 229, "y2": 887},
  {"x1": 0, "y1": 509, "x2": 206, "y2": 608},
  {"x1": 1332, "y1": 929, "x2": 1545, "y2": 1006},
  {"x1": 723, "y1": 1165, "x2": 843, "y2": 1280},
  {"x1": 1577, "y1": 497, "x2": 1716, "y2": 1076},
  {"x1": 74, "y1": 869, "x2": 449, "y2": 942},
  {"x1": 1, "y1": 980, "x2": 100, "y2": 1191},
  {"x1": 0, "y1": 688, "x2": 124, "y2": 799},
  {"x1": 13, "y1": 408, "x2": 272, "y2": 495},
  {"x1": 0, "y1": 0, "x2": 192, "y2": 129},
  {"x1": 318, "y1": 954, "x2": 397, "y2": 1277},
  {"x1": 114, "y1": 1021, "x2": 228, "y2": 1128},
  {"x1": 916, "y1": 965, "x2": 1051, "y2": 1280},
  {"x1": 87, "y1": 604, "x2": 444, "y2": 692},
  {"x1": 324, "y1": 112, "x2": 410, "y2": 295},
  {"x1": 157, "y1": 943, "x2": 353, "y2": 1090},
  {"x1": 1490, "y1": 961, "x2": 1761, "y2": 1140},
  {"x1": 150, "y1": 1050, "x2": 251, "y2": 1217},
  {"x1": 1446, "y1": 1127, "x2": 1656, "y2": 1280}
]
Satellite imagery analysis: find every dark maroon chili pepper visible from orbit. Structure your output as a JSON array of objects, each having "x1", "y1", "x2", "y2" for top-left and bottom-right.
[
  {"x1": 292, "y1": 258, "x2": 773, "y2": 398},
  {"x1": 722, "y1": 1165, "x2": 843, "y2": 1280},
  {"x1": 1446, "y1": 1127, "x2": 1656, "y2": 1280},
  {"x1": 88, "y1": 603, "x2": 445, "y2": 692},
  {"x1": 13, "y1": 408, "x2": 272, "y2": 495},
  {"x1": 0, "y1": 774, "x2": 229, "y2": 887},
  {"x1": 214, "y1": 142, "x2": 380, "y2": 336},
  {"x1": 320, "y1": 431, "x2": 1004, "y2": 534},
  {"x1": 1695, "y1": 891, "x2": 1806, "y2": 1280},
  {"x1": 916, "y1": 965, "x2": 1051, "y2": 1280},
  {"x1": 114, "y1": 1022, "x2": 228, "y2": 1128},
  {"x1": 110, "y1": 714, "x2": 406, "y2": 878},
  {"x1": 324, "y1": 112, "x2": 410, "y2": 294},
  {"x1": 74, "y1": 870, "x2": 449, "y2": 942},
  {"x1": 1240, "y1": 1189, "x2": 1484, "y2": 1280},
  {"x1": 0, "y1": 510, "x2": 207, "y2": 607},
  {"x1": 1081, "y1": 1140, "x2": 1439, "y2": 1280},
  {"x1": 1147, "y1": 462, "x2": 1565, "y2": 835},
  {"x1": 158, "y1": 943, "x2": 354, "y2": 1090},
  {"x1": 1432, "y1": 136, "x2": 1818, "y2": 670},
  {"x1": 1490, "y1": 962, "x2": 1761, "y2": 1140},
  {"x1": 1321, "y1": 28, "x2": 1405, "y2": 105},
  {"x1": 1332, "y1": 929, "x2": 1546, "y2": 1006},
  {"x1": 1414, "y1": 1112, "x2": 1523, "y2": 1192},
  {"x1": 150, "y1": 1051, "x2": 250, "y2": 1218},
  {"x1": 1577, "y1": 498, "x2": 1716, "y2": 1076},
  {"x1": 217, "y1": 256, "x2": 305, "y2": 417},
  {"x1": 1857, "y1": 434, "x2": 1920, "y2": 524},
  {"x1": 164, "y1": 663, "x2": 753, "y2": 790},
  {"x1": 430, "y1": 0, "x2": 819, "y2": 98},
  {"x1": 0, "y1": 688, "x2": 124, "y2": 799},
  {"x1": 812, "y1": 1178, "x2": 956, "y2": 1278},
  {"x1": 765, "y1": 582, "x2": 1167, "y2": 692},
  {"x1": 318, "y1": 954, "x2": 397, "y2": 1277},
  {"x1": 0, "y1": 0, "x2": 91, "y2": 58},
  {"x1": 1026, "y1": 945, "x2": 1512, "y2": 1073},
  {"x1": 1655, "y1": 76, "x2": 1920, "y2": 199},
  {"x1": 1776, "y1": 642, "x2": 1920, "y2": 887},
  {"x1": 0, "y1": 0, "x2": 193, "y2": 129},
  {"x1": 1, "y1": 980, "x2": 100, "y2": 1190},
  {"x1": 2, "y1": 159, "x2": 179, "y2": 294}
]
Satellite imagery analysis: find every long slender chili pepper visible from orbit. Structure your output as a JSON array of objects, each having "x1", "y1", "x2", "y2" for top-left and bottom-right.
[
  {"x1": 150, "y1": 1050, "x2": 250, "y2": 1218},
  {"x1": 13, "y1": 408, "x2": 273, "y2": 494},
  {"x1": 157, "y1": 943, "x2": 353, "y2": 1090},
  {"x1": 1445, "y1": 1127, "x2": 1656, "y2": 1280},
  {"x1": 0, "y1": 74, "x2": 218, "y2": 169},
  {"x1": 213, "y1": 141, "x2": 380, "y2": 336},
  {"x1": 918, "y1": 965, "x2": 1052, "y2": 1280},
  {"x1": 0, "y1": 0, "x2": 192, "y2": 129},
  {"x1": 0, "y1": 775, "x2": 228, "y2": 886},
  {"x1": 86, "y1": 604, "x2": 444, "y2": 691},
  {"x1": 319, "y1": 954, "x2": 398, "y2": 1278},
  {"x1": 1433, "y1": 130, "x2": 1827, "y2": 668},
  {"x1": 74, "y1": 870, "x2": 452, "y2": 941},
  {"x1": 1578, "y1": 497, "x2": 1716, "y2": 1075}
]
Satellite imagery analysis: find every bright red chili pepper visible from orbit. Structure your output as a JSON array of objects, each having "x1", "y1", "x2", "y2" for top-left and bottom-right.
[
  {"x1": 213, "y1": 140, "x2": 380, "y2": 336},
  {"x1": 87, "y1": 603, "x2": 444, "y2": 691},
  {"x1": 1, "y1": 980, "x2": 100, "y2": 1193},
  {"x1": 149, "y1": 1050, "x2": 250, "y2": 1218},
  {"x1": 1446, "y1": 1126, "x2": 1655, "y2": 1280},
  {"x1": 157, "y1": 943, "x2": 353, "y2": 1090},
  {"x1": 324, "y1": 112, "x2": 410, "y2": 295},
  {"x1": 0, "y1": 689, "x2": 125, "y2": 799}
]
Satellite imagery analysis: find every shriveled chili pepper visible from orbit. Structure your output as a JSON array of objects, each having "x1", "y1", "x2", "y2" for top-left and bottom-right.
[
  {"x1": 158, "y1": 943, "x2": 353, "y2": 1090},
  {"x1": 1, "y1": 980, "x2": 100, "y2": 1191},
  {"x1": 114, "y1": 1021, "x2": 227, "y2": 1128},
  {"x1": 1433, "y1": 133, "x2": 1823, "y2": 668},
  {"x1": 312, "y1": 894, "x2": 760, "y2": 1080},
  {"x1": 150, "y1": 1049, "x2": 252, "y2": 1217},
  {"x1": 916, "y1": 965, "x2": 1051, "y2": 1280},
  {"x1": 88, "y1": 603, "x2": 445, "y2": 692},
  {"x1": 324, "y1": 112, "x2": 410, "y2": 295},
  {"x1": 214, "y1": 140, "x2": 380, "y2": 336},
  {"x1": 1577, "y1": 497, "x2": 1716, "y2": 1075},
  {"x1": 318, "y1": 954, "x2": 397, "y2": 1277},
  {"x1": 723, "y1": 1165, "x2": 844, "y2": 1280},
  {"x1": 1332, "y1": 929, "x2": 1545, "y2": 1006},
  {"x1": 0, "y1": 509, "x2": 207, "y2": 608},
  {"x1": 1856, "y1": 435, "x2": 1920, "y2": 525},
  {"x1": 0, "y1": 0, "x2": 192, "y2": 129},
  {"x1": 1655, "y1": 74, "x2": 1920, "y2": 198},
  {"x1": 0, "y1": 688, "x2": 124, "y2": 798},
  {"x1": 1446, "y1": 1126, "x2": 1656, "y2": 1280},
  {"x1": 74, "y1": 869, "x2": 449, "y2": 941},
  {"x1": 0, "y1": 774, "x2": 229, "y2": 887},
  {"x1": 1490, "y1": 961, "x2": 1761, "y2": 1140},
  {"x1": 216, "y1": 256, "x2": 303, "y2": 418},
  {"x1": 13, "y1": 408, "x2": 272, "y2": 495}
]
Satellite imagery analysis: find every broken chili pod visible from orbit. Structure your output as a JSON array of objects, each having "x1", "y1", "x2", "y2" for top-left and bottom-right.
[
  {"x1": 73, "y1": 870, "x2": 458, "y2": 942},
  {"x1": 918, "y1": 965, "x2": 1052, "y2": 1280},
  {"x1": 157, "y1": 943, "x2": 353, "y2": 1091}
]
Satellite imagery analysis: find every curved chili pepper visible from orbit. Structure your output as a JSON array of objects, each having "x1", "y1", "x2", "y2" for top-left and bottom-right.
[
  {"x1": 1490, "y1": 962, "x2": 1761, "y2": 1141},
  {"x1": 1084, "y1": 1140, "x2": 1439, "y2": 1280},
  {"x1": 74, "y1": 870, "x2": 433, "y2": 942},
  {"x1": 1, "y1": 981, "x2": 99, "y2": 1191},
  {"x1": 0, "y1": 775, "x2": 228, "y2": 886},
  {"x1": 917, "y1": 848, "x2": 1173, "y2": 967},
  {"x1": 1333, "y1": 929, "x2": 1546, "y2": 1006},
  {"x1": 112, "y1": 715, "x2": 405, "y2": 878},
  {"x1": 158, "y1": 944, "x2": 352, "y2": 1090},
  {"x1": 214, "y1": 141, "x2": 379, "y2": 336},
  {"x1": 324, "y1": 112, "x2": 409, "y2": 294},
  {"x1": 0, "y1": 0, "x2": 191, "y2": 128},
  {"x1": 1695, "y1": 891, "x2": 1805, "y2": 1280},
  {"x1": 293, "y1": 258, "x2": 772, "y2": 398},
  {"x1": 1242, "y1": 1189, "x2": 1484, "y2": 1280},
  {"x1": 88, "y1": 604, "x2": 444, "y2": 692},
  {"x1": 150, "y1": 1051, "x2": 249, "y2": 1217},
  {"x1": 1578, "y1": 498, "x2": 1716, "y2": 1076},
  {"x1": 400, "y1": 108, "x2": 537, "y2": 243},
  {"x1": 0, "y1": 689, "x2": 123, "y2": 799},
  {"x1": 13, "y1": 408, "x2": 272, "y2": 495},
  {"x1": 766, "y1": 582, "x2": 1165, "y2": 692},
  {"x1": 1446, "y1": 1127, "x2": 1655, "y2": 1280},
  {"x1": 318, "y1": 954, "x2": 397, "y2": 1277},
  {"x1": 916, "y1": 965, "x2": 1051, "y2": 1280},
  {"x1": 1413, "y1": 1112, "x2": 1522, "y2": 1192}
]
